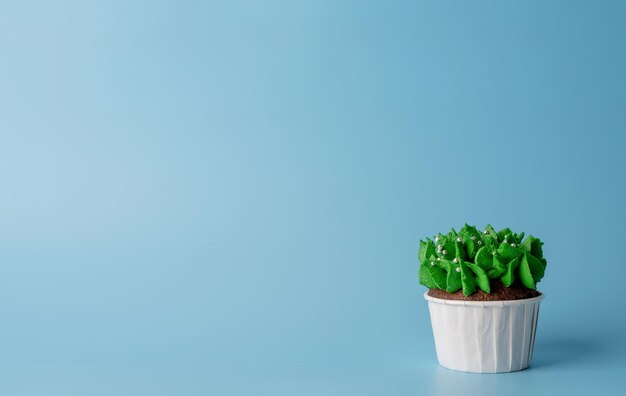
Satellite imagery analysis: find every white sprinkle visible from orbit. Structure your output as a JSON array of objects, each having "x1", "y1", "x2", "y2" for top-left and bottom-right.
[
  {"x1": 453, "y1": 258, "x2": 458, "y2": 263},
  {"x1": 503, "y1": 239, "x2": 508, "y2": 243},
  {"x1": 492, "y1": 251, "x2": 496, "y2": 255},
  {"x1": 511, "y1": 243, "x2": 517, "y2": 247},
  {"x1": 435, "y1": 236, "x2": 439, "y2": 242},
  {"x1": 437, "y1": 257, "x2": 441, "y2": 261},
  {"x1": 477, "y1": 241, "x2": 482, "y2": 245},
  {"x1": 442, "y1": 250, "x2": 448, "y2": 255},
  {"x1": 455, "y1": 267, "x2": 461, "y2": 272},
  {"x1": 483, "y1": 229, "x2": 488, "y2": 234},
  {"x1": 431, "y1": 261, "x2": 435, "y2": 266},
  {"x1": 437, "y1": 244, "x2": 442, "y2": 250},
  {"x1": 471, "y1": 236, "x2": 476, "y2": 240},
  {"x1": 456, "y1": 237, "x2": 462, "y2": 242}
]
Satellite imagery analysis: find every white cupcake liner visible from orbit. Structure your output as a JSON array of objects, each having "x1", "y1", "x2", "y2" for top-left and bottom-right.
[{"x1": 424, "y1": 292, "x2": 544, "y2": 373}]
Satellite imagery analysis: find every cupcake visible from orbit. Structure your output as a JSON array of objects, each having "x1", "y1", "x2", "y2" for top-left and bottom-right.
[{"x1": 419, "y1": 224, "x2": 547, "y2": 373}]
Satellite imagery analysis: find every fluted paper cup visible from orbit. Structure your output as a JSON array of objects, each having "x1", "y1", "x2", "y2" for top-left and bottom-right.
[{"x1": 424, "y1": 292, "x2": 544, "y2": 373}]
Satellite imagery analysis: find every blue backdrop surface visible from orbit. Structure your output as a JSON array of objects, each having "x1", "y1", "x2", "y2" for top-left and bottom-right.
[{"x1": 1, "y1": 1, "x2": 625, "y2": 395}]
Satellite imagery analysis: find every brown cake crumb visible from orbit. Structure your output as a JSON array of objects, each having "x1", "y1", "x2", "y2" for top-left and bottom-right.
[{"x1": 427, "y1": 280, "x2": 541, "y2": 301}]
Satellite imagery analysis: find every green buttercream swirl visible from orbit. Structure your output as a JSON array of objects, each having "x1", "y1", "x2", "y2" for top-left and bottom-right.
[{"x1": 418, "y1": 224, "x2": 547, "y2": 296}]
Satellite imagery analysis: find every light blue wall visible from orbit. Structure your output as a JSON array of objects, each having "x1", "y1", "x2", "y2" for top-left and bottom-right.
[{"x1": 1, "y1": 1, "x2": 625, "y2": 394}]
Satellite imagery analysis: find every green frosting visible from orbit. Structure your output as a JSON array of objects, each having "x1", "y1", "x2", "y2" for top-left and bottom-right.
[{"x1": 418, "y1": 224, "x2": 547, "y2": 296}]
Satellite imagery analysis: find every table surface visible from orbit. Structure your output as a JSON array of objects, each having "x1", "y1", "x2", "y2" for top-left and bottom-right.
[{"x1": 2, "y1": 335, "x2": 624, "y2": 396}]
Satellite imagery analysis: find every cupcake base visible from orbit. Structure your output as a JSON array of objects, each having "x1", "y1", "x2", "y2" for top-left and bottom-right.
[{"x1": 424, "y1": 292, "x2": 544, "y2": 373}]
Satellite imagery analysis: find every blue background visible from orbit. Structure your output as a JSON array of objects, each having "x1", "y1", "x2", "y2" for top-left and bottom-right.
[{"x1": 1, "y1": 1, "x2": 625, "y2": 395}]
